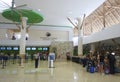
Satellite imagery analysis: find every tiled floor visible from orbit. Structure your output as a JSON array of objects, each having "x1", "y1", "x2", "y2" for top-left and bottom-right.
[{"x1": 0, "y1": 60, "x2": 120, "y2": 82}]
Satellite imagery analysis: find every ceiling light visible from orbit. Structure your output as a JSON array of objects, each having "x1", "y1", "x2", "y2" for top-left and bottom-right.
[{"x1": 38, "y1": 9, "x2": 41, "y2": 11}]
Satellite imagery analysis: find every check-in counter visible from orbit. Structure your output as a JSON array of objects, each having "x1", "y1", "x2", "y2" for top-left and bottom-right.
[{"x1": 72, "y1": 56, "x2": 81, "y2": 64}]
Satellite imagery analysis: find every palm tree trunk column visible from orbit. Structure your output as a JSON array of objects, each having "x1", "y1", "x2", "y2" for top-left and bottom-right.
[
  {"x1": 77, "y1": 17, "x2": 83, "y2": 56},
  {"x1": 19, "y1": 17, "x2": 28, "y2": 67}
]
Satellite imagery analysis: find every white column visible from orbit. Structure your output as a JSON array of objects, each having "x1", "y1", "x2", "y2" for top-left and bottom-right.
[
  {"x1": 77, "y1": 17, "x2": 83, "y2": 56},
  {"x1": 19, "y1": 17, "x2": 28, "y2": 67}
]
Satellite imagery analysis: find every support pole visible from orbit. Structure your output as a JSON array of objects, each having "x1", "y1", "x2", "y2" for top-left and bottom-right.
[
  {"x1": 19, "y1": 17, "x2": 28, "y2": 67},
  {"x1": 77, "y1": 17, "x2": 83, "y2": 56}
]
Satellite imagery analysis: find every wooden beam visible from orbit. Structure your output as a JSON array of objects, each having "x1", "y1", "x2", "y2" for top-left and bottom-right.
[
  {"x1": 105, "y1": 15, "x2": 111, "y2": 27},
  {"x1": 105, "y1": 0, "x2": 120, "y2": 16},
  {"x1": 115, "y1": 0, "x2": 120, "y2": 22},
  {"x1": 111, "y1": 12, "x2": 119, "y2": 23},
  {"x1": 111, "y1": 12, "x2": 118, "y2": 24},
  {"x1": 105, "y1": 5, "x2": 120, "y2": 9},
  {"x1": 92, "y1": 14, "x2": 103, "y2": 18},
  {"x1": 103, "y1": 3, "x2": 106, "y2": 28},
  {"x1": 90, "y1": 19, "x2": 93, "y2": 33}
]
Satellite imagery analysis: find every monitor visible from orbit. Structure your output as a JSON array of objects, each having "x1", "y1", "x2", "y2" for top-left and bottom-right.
[
  {"x1": 7, "y1": 47, "x2": 12, "y2": 50},
  {"x1": 26, "y1": 47, "x2": 31, "y2": 50},
  {"x1": 31, "y1": 47, "x2": 36, "y2": 50},
  {"x1": 38, "y1": 47, "x2": 42, "y2": 50},
  {"x1": 0, "y1": 47, "x2": 6, "y2": 50},
  {"x1": 13, "y1": 47, "x2": 18, "y2": 50},
  {"x1": 43, "y1": 47, "x2": 48, "y2": 50}
]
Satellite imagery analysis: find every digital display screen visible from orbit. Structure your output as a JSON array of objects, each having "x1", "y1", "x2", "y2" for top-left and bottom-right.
[
  {"x1": 38, "y1": 47, "x2": 42, "y2": 50},
  {"x1": 31, "y1": 47, "x2": 36, "y2": 50},
  {"x1": 7, "y1": 47, "x2": 12, "y2": 50},
  {"x1": 26, "y1": 47, "x2": 31, "y2": 50},
  {"x1": 43, "y1": 48, "x2": 48, "y2": 50},
  {"x1": 0, "y1": 47, "x2": 6, "y2": 50},
  {"x1": 13, "y1": 47, "x2": 18, "y2": 50}
]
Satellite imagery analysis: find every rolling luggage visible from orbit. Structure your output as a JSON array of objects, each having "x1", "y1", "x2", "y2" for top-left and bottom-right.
[
  {"x1": 86, "y1": 60, "x2": 93, "y2": 72},
  {"x1": 90, "y1": 67, "x2": 94, "y2": 73}
]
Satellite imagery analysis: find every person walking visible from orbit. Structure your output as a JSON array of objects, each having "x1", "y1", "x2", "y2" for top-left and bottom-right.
[{"x1": 34, "y1": 53, "x2": 39, "y2": 68}]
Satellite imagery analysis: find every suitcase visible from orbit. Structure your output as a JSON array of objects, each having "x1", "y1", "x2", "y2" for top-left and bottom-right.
[
  {"x1": 90, "y1": 67, "x2": 94, "y2": 73},
  {"x1": 86, "y1": 61, "x2": 92, "y2": 72}
]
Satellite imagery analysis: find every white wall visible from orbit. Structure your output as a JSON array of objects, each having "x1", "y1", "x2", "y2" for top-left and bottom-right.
[
  {"x1": 0, "y1": 39, "x2": 51, "y2": 46},
  {"x1": 1, "y1": 24, "x2": 120, "y2": 46},
  {"x1": 0, "y1": 40, "x2": 19, "y2": 46},
  {"x1": 83, "y1": 24, "x2": 120, "y2": 44},
  {"x1": 0, "y1": 29, "x2": 7, "y2": 39},
  {"x1": 29, "y1": 29, "x2": 69, "y2": 41},
  {"x1": 0, "y1": 25, "x2": 73, "y2": 46}
]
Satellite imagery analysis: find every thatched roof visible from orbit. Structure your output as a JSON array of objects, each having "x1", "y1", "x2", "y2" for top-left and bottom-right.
[{"x1": 81, "y1": 0, "x2": 120, "y2": 36}]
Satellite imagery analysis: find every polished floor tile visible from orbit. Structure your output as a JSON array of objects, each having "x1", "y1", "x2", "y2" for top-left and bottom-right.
[{"x1": 0, "y1": 60, "x2": 120, "y2": 82}]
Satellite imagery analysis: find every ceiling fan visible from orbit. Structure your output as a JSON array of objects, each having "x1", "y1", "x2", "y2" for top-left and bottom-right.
[
  {"x1": 1, "y1": 0, "x2": 44, "y2": 32},
  {"x1": 11, "y1": 0, "x2": 27, "y2": 9},
  {"x1": 1, "y1": 0, "x2": 28, "y2": 22},
  {"x1": 1, "y1": 0, "x2": 43, "y2": 24},
  {"x1": 0, "y1": 0, "x2": 28, "y2": 28},
  {"x1": 1, "y1": 0, "x2": 27, "y2": 16},
  {"x1": 1, "y1": 0, "x2": 44, "y2": 41}
]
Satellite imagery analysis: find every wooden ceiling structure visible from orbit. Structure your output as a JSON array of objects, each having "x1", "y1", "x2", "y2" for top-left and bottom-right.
[{"x1": 81, "y1": 0, "x2": 120, "y2": 36}]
